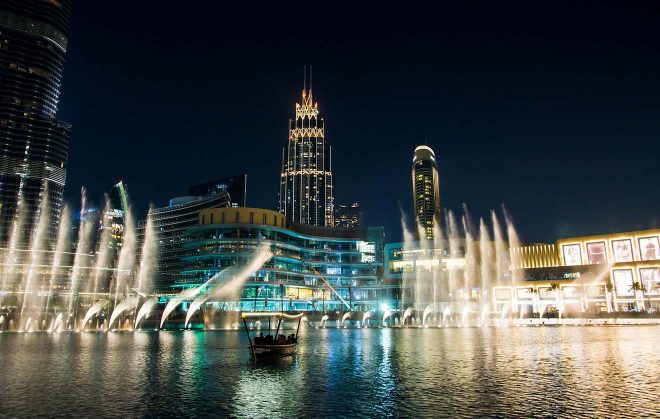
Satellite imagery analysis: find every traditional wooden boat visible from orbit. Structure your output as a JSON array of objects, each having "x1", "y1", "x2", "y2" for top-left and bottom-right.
[{"x1": 241, "y1": 312, "x2": 304, "y2": 362}]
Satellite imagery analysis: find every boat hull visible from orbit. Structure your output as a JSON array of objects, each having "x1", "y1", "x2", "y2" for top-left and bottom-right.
[{"x1": 251, "y1": 343, "x2": 297, "y2": 361}]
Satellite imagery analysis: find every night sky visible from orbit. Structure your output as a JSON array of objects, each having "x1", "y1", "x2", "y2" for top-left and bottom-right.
[{"x1": 58, "y1": 2, "x2": 660, "y2": 243}]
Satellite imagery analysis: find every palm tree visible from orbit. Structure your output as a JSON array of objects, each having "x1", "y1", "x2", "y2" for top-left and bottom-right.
[
  {"x1": 549, "y1": 283, "x2": 561, "y2": 317},
  {"x1": 629, "y1": 281, "x2": 648, "y2": 311}
]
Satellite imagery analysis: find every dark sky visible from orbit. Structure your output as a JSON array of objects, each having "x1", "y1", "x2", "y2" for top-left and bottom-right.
[{"x1": 58, "y1": 2, "x2": 660, "y2": 244}]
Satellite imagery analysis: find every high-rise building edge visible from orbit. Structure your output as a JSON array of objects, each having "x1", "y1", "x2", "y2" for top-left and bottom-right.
[
  {"x1": 412, "y1": 145, "x2": 440, "y2": 240},
  {"x1": 187, "y1": 173, "x2": 247, "y2": 207},
  {"x1": 0, "y1": 0, "x2": 72, "y2": 247},
  {"x1": 279, "y1": 67, "x2": 334, "y2": 227}
]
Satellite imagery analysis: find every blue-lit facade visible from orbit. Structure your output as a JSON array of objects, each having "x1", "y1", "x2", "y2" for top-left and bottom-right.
[{"x1": 181, "y1": 207, "x2": 395, "y2": 312}]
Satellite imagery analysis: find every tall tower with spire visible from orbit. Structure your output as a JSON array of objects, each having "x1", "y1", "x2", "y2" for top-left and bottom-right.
[{"x1": 279, "y1": 67, "x2": 334, "y2": 227}]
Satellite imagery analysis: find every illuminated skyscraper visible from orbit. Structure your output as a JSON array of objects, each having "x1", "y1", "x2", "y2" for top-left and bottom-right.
[
  {"x1": 279, "y1": 67, "x2": 334, "y2": 227},
  {"x1": 412, "y1": 145, "x2": 440, "y2": 240},
  {"x1": 0, "y1": 0, "x2": 72, "y2": 247},
  {"x1": 188, "y1": 173, "x2": 247, "y2": 207},
  {"x1": 334, "y1": 202, "x2": 362, "y2": 229}
]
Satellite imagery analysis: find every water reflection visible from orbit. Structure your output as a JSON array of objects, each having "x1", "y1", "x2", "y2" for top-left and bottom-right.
[{"x1": 0, "y1": 327, "x2": 658, "y2": 417}]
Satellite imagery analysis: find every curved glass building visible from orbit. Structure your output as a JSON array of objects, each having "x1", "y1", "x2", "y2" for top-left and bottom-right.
[
  {"x1": 182, "y1": 207, "x2": 389, "y2": 312},
  {"x1": 139, "y1": 194, "x2": 231, "y2": 292}
]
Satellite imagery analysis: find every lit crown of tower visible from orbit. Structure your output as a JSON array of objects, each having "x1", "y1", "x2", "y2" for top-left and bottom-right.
[{"x1": 279, "y1": 66, "x2": 334, "y2": 227}]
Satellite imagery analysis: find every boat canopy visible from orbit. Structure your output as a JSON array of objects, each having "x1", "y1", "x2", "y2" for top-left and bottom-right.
[{"x1": 241, "y1": 312, "x2": 305, "y2": 319}]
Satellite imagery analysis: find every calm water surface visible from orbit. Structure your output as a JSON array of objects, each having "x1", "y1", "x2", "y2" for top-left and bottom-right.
[{"x1": 1, "y1": 326, "x2": 658, "y2": 417}]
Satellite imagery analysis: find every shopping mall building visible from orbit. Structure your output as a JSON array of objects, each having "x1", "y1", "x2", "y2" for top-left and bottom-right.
[
  {"x1": 179, "y1": 207, "x2": 395, "y2": 312},
  {"x1": 385, "y1": 228, "x2": 660, "y2": 315}
]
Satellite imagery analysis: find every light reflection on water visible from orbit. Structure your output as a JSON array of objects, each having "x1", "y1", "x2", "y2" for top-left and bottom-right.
[{"x1": 1, "y1": 326, "x2": 658, "y2": 417}]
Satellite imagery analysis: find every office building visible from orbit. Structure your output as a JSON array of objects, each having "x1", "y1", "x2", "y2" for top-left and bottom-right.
[
  {"x1": 187, "y1": 173, "x2": 247, "y2": 207},
  {"x1": 0, "y1": 0, "x2": 72, "y2": 248},
  {"x1": 181, "y1": 207, "x2": 394, "y2": 312},
  {"x1": 334, "y1": 202, "x2": 362, "y2": 229},
  {"x1": 138, "y1": 194, "x2": 230, "y2": 292},
  {"x1": 279, "y1": 67, "x2": 334, "y2": 227},
  {"x1": 412, "y1": 145, "x2": 440, "y2": 240}
]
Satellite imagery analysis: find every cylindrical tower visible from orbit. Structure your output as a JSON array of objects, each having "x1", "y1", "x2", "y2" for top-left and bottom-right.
[{"x1": 412, "y1": 145, "x2": 440, "y2": 240}]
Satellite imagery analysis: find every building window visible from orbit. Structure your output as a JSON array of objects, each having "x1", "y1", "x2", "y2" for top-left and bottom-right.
[
  {"x1": 236, "y1": 211, "x2": 240, "y2": 223},
  {"x1": 250, "y1": 212, "x2": 254, "y2": 224}
]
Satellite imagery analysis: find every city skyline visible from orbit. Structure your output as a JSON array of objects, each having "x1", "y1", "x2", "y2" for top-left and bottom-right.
[
  {"x1": 1, "y1": 4, "x2": 659, "y2": 417},
  {"x1": 57, "y1": 2, "x2": 659, "y2": 243}
]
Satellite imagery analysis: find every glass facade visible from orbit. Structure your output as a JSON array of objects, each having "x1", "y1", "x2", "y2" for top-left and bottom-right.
[
  {"x1": 181, "y1": 208, "x2": 393, "y2": 312},
  {"x1": 187, "y1": 173, "x2": 247, "y2": 207},
  {"x1": 0, "y1": 0, "x2": 72, "y2": 249},
  {"x1": 412, "y1": 146, "x2": 440, "y2": 240},
  {"x1": 334, "y1": 202, "x2": 362, "y2": 228},
  {"x1": 137, "y1": 194, "x2": 231, "y2": 292}
]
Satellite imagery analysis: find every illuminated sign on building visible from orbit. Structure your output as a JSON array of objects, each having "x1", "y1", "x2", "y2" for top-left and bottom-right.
[
  {"x1": 639, "y1": 267, "x2": 660, "y2": 296},
  {"x1": 562, "y1": 244, "x2": 582, "y2": 266},
  {"x1": 613, "y1": 269, "x2": 634, "y2": 297},
  {"x1": 638, "y1": 236, "x2": 660, "y2": 261},
  {"x1": 586, "y1": 241, "x2": 607, "y2": 264},
  {"x1": 612, "y1": 239, "x2": 633, "y2": 263}
]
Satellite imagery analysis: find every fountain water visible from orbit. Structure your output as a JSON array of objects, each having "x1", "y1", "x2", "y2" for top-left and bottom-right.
[
  {"x1": 111, "y1": 208, "x2": 136, "y2": 305},
  {"x1": 500, "y1": 304, "x2": 509, "y2": 326},
  {"x1": 382, "y1": 310, "x2": 394, "y2": 326},
  {"x1": 461, "y1": 305, "x2": 471, "y2": 327},
  {"x1": 480, "y1": 303, "x2": 490, "y2": 327},
  {"x1": 447, "y1": 211, "x2": 461, "y2": 303},
  {"x1": 320, "y1": 314, "x2": 329, "y2": 327},
  {"x1": 90, "y1": 197, "x2": 112, "y2": 297},
  {"x1": 399, "y1": 207, "x2": 416, "y2": 312},
  {"x1": 185, "y1": 294, "x2": 207, "y2": 328},
  {"x1": 81, "y1": 299, "x2": 109, "y2": 331},
  {"x1": 183, "y1": 248, "x2": 273, "y2": 328},
  {"x1": 135, "y1": 213, "x2": 156, "y2": 297},
  {"x1": 402, "y1": 307, "x2": 414, "y2": 326},
  {"x1": 45, "y1": 205, "x2": 71, "y2": 317},
  {"x1": 50, "y1": 312, "x2": 63, "y2": 332},
  {"x1": 1, "y1": 196, "x2": 27, "y2": 295},
  {"x1": 160, "y1": 284, "x2": 208, "y2": 329},
  {"x1": 68, "y1": 188, "x2": 96, "y2": 327},
  {"x1": 478, "y1": 218, "x2": 493, "y2": 305},
  {"x1": 134, "y1": 296, "x2": 159, "y2": 328},
  {"x1": 341, "y1": 311, "x2": 352, "y2": 327},
  {"x1": 108, "y1": 296, "x2": 139, "y2": 330},
  {"x1": 442, "y1": 305, "x2": 452, "y2": 327},
  {"x1": 422, "y1": 305, "x2": 434, "y2": 326},
  {"x1": 361, "y1": 310, "x2": 375, "y2": 327},
  {"x1": 19, "y1": 192, "x2": 51, "y2": 330},
  {"x1": 462, "y1": 208, "x2": 477, "y2": 302}
]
